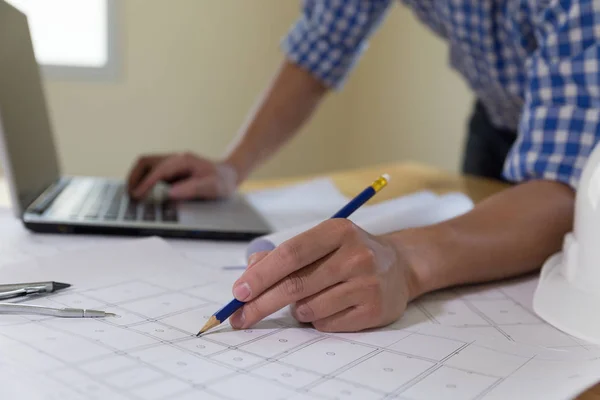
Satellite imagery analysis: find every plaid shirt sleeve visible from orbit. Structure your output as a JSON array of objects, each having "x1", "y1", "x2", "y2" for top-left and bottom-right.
[
  {"x1": 281, "y1": 0, "x2": 394, "y2": 89},
  {"x1": 503, "y1": 0, "x2": 600, "y2": 189}
]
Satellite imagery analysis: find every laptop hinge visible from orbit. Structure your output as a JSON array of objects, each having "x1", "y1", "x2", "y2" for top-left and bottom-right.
[{"x1": 26, "y1": 178, "x2": 70, "y2": 215}]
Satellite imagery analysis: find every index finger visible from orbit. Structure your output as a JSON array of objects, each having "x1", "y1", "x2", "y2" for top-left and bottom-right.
[
  {"x1": 127, "y1": 154, "x2": 166, "y2": 193},
  {"x1": 132, "y1": 156, "x2": 193, "y2": 199},
  {"x1": 231, "y1": 219, "x2": 354, "y2": 303}
]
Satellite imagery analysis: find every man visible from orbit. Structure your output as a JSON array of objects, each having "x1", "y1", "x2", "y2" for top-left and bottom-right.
[{"x1": 127, "y1": 1, "x2": 598, "y2": 332}]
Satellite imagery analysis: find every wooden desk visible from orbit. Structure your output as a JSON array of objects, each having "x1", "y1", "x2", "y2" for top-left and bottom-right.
[
  {"x1": 0, "y1": 162, "x2": 598, "y2": 398},
  {"x1": 241, "y1": 161, "x2": 509, "y2": 203}
]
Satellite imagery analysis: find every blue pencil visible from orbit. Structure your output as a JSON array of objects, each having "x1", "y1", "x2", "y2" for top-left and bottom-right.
[{"x1": 196, "y1": 173, "x2": 390, "y2": 336}]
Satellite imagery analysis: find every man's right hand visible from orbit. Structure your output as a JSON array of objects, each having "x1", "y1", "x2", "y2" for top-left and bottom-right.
[{"x1": 126, "y1": 152, "x2": 238, "y2": 201}]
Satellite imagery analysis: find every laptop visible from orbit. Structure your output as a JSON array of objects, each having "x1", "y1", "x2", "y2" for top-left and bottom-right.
[{"x1": 0, "y1": 1, "x2": 272, "y2": 241}]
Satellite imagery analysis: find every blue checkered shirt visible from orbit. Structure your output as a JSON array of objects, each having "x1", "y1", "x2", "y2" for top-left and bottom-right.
[{"x1": 281, "y1": 0, "x2": 600, "y2": 189}]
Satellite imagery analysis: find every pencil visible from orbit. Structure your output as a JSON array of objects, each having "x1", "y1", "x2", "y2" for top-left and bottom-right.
[{"x1": 196, "y1": 173, "x2": 390, "y2": 336}]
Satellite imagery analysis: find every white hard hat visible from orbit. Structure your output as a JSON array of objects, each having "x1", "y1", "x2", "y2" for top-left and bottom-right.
[{"x1": 533, "y1": 143, "x2": 600, "y2": 345}]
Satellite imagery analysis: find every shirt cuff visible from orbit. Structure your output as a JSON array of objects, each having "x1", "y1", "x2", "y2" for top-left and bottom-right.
[
  {"x1": 503, "y1": 106, "x2": 600, "y2": 189},
  {"x1": 280, "y1": 16, "x2": 368, "y2": 90}
]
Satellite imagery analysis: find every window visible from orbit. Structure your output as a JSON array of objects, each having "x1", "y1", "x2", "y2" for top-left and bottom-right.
[{"x1": 6, "y1": 0, "x2": 118, "y2": 80}]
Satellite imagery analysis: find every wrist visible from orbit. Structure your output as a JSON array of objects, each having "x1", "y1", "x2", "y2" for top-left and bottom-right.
[
  {"x1": 385, "y1": 224, "x2": 453, "y2": 301},
  {"x1": 221, "y1": 151, "x2": 251, "y2": 187}
]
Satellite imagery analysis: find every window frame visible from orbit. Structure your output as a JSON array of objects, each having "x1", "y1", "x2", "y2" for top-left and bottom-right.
[{"x1": 35, "y1": 0, "x2": 119, "y2": 81}]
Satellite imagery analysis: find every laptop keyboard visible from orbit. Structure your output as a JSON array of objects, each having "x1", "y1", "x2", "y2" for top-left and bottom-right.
[{"x1": 67, "y1": 181, "x2": 178, "y2": 223}]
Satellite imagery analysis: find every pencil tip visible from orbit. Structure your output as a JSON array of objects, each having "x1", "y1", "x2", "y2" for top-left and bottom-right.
[{"x1": 196, "y1": 316, "x2": 219, "y2": 337}]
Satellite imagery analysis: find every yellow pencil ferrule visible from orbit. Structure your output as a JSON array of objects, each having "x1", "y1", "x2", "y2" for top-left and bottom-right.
[{"x1": 371, "y1": 174, "x2": 390, "y2": 192}]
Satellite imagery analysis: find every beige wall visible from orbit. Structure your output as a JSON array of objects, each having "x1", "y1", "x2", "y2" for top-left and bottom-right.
[
  {"x1": 343, "y1": 6, "x2": 474, "y2": 172},
  {"x1": 39, "y1": 1, "x2": 472, "y2": 181}
]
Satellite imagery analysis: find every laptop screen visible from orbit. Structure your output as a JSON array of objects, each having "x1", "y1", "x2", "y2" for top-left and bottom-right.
[{"x1": 0, "y1": 1, "x2": 61, "y2": 215}]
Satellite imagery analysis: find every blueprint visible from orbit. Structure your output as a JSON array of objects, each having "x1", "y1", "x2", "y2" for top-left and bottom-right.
[
  {"x1": 0, "y1": 238, "x2": 599, "y2": 400},
  {"x1": 0, "y1": 179, "x2": 599, "y2": 399}
]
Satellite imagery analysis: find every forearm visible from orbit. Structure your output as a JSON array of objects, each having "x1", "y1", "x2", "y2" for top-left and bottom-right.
[
  {"x1": 223, "y1": 60, "x2": 328, "y2": 183},
  {"x1": 391, "y1": 180, "x2": 575, "y2": 300}
]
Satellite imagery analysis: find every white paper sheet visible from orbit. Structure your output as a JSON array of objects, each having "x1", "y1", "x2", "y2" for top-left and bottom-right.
[
  {"x1": 246, "y1": 178, "x2": 352, "y2": 231},
  {"x1": 0, "y1": 209, "x2": 121, "y2": 268},
  {"x1": 0, "y1": 208, "x2": 249, "y2": 270},
  {"x1": 0, "y1": 238, "x2": 598, "y2": 400},
  {"x1": 245, "y1": 191, "x2": 472, "y2": 259}
]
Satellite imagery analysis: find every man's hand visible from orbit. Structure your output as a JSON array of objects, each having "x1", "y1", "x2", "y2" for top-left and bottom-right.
[
  {"x1": 126, "y1": 152, "x2": 238, "y2": 201},
  {"x1": 228, "y1": 219, "x2": 419, "y2": 333},
  {"x1": 227, "y1": 179, "x2": 575, "y2": 334}
]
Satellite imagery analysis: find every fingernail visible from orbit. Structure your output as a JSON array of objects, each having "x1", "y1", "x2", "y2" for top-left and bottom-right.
[
  {"x1": 230, "y1": 310, "x2": 245, "y2": 329},
  {"x1": 233, "y1": 282, "x2": 251, "y2": 301},
  {"x1": 247, "y1": 254, "x2": 258, "y2": 267}
]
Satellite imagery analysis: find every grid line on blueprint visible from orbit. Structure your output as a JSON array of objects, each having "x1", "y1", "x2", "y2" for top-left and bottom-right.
[
  {"x1": 410, "y1": 279, "x2": 593, "y2": 353},
  {"x1": 1, "y1": 275, "x2": 598, "y2": 400},
  {"x1": 473, "y1": 357, "x2": 536, "y2": 400}
]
